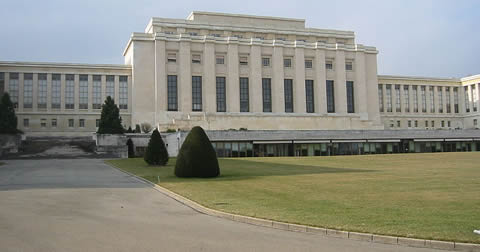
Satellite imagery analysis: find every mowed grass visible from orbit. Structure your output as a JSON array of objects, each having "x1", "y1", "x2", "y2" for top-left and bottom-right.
[{"x1": 107, "y1": 152, "x2": 480, "y2": 243}]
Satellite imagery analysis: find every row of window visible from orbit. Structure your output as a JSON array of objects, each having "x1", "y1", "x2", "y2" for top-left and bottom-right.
[
  {"x1": 378, "y1": 84, "x2": 480, "y2": 114},
  {"x1": 0, "y1": 73, "x2": 128, "y2": 110},
  {"x1": 166, "y1": 53, "x2": 353, "y2": 70},
  {"x1": 167, "y1": 75, "x2": 355, "y2": 114},
  {"x1": 388, "y1": 119, "x2": 456, "y2": 128},
  {"x1": 22, "y1": 118, "x2": 101, "y2": 129}
]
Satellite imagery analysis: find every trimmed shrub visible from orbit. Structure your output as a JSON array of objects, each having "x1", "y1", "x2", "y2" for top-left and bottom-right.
[
  {"x1": 126, "y1": 138, "x2": 135, "y2": 158},
  {"x1": 126, "y1": 126, "x2": 133, "y2": 133},
  {"x1": 175, "y1": 126, "x2": 219, "y2": 178},
  {"x1": 144, "y1": 129, "x2": 169, "y2": 165},
  {"x1": 97, "y1": 96, "x2": 124, "y2": 134},
  {"x1": 135, "y1": 124, "x2": 141, "y2": 133},
  {"x1": 0, "y1": 93, "x2": 18, "y2": 134}
]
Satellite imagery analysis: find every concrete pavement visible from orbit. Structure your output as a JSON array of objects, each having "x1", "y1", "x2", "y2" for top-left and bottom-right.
[{"x1": 0, "y1": 159, "x2": 442, "y2": 252}]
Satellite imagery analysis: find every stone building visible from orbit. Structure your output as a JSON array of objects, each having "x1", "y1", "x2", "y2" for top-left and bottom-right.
[{"x1": 0, "y1": 11, "x2": 478, "y2": 137}]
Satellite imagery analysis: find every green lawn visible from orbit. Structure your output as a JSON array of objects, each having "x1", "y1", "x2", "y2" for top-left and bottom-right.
[{"x1": 107, "y1": 153, "x2": 480, "y2": 244}]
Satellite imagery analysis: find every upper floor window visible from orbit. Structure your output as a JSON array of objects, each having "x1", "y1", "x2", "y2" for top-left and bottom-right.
[
  {"x1": 192, "y1": 76, "x2": 202, "y2": 111},
  {"x1": 65, "y1": 74, "x2": 75, "y2": 109},
  {"x1": 192, "y1": 54, "x2": 201, "y2": 64},
  {"x1": 345, "y1": 61, "x2": 353, "y2": 71},
  {"x1": 216, "y1": 55, "x2": 225, "y2": 65},
  {"x1": 92, "y1": 75, "x2": 102, "y2": 109},
  {"x1": 79, "y1": 75, "x2": 88, "y2": 109},
  {"x1": 464, "y1": 86, "x2": 470, "y2": 113},
  {"x1": 239, "y1": 56, "x2": 248, "y2": 66},
  {"x1": 188, "y1": 32, "x2": 198, "y2": 36},
  {"x1": 52, "y1": 74, "x2": 61, "y2": 109},
  {"x1": 262, "y1": 57, "x2": 270, "y2": 67},
  {"x1": 305, "y1": 59, "x2": 313, "y2": 69},
  {"x1": 119, "y1": 76, "x2": 128, "y2": 110},
  {"x1": 167, "y1": 53, "x2": 177, "y2": 63},
  {"x1": 284, "y1": 58, "x2": 292, "y2": 68},
  {"x1": 40, "y1": 119, "x2": 47, "y2": 128},
  {"x1": 167, "y1": 75, "x2": 178, "y2": 111},
  {"x1": 9, "y1": 73, "x2": 19, "y2": 108},
  {"x1": 23, "y1": 73, "x2": 33, "y2": 108},
  {"x1": 38, "y1": 74, "x2": 47, "y2": 109},
  {"x1": 325, "y1": 60, "x2": 333, "y2": 70},
  {"x1": 106, "y1": 75, "x2": 115, "y2": 100}
]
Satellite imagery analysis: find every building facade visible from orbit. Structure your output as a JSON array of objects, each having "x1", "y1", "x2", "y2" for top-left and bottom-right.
[{"x1": 0, "y1": 11, "x2": 478, "y2": 136}]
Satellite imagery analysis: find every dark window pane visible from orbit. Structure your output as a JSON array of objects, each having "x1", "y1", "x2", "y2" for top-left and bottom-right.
[
  {"x1": 216, "y1": 77, "x2": 226, "y2": 112},
  {"x1": 346, "y1": 81, "x2": 355, "y2": 113},
  {"x1": 240, "y1": 77, "x2": 249, "y2": 112},
  {"x1": 167, "y1": 75, "x2": 178, "y2": 111},
  {"x1": 305, "y1": 80, "x2": 314, "y2": 113},
  {"x1": 326, "y1": 80, "x2": 335, "y2": 113},
  {"x1": 192, "y1": 76, "x2": 202, "y2": 111},
  {"x1": 284, "y1": 79, "x2": 293, "y2": 113},
  {"x1": 262, "y1": 78, "x2": 272, "y2": 112}
]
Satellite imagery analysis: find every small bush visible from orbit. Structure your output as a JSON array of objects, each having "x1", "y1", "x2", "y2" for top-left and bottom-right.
[
  {"x1": 175, "y1": 126, "x2": 219, "y2": 178},
  {"x1": 135, "y1": 124, "x2": 141, "y2": 133},
  {"x1": 141, "y1": 123, "x2": 153, "y2": 133},
  {"x1": 165, "y1": 128, "x2": 177, "y2": 133},
  {"x1": 126, "y1": 126, "x2": 133, "y2": 133},
  {"x1": 126, "y1": 138, "x2": 135, "y2": 158},
  {"x1": 144, "y1": 129, "x2": 169, "y2": 165}
]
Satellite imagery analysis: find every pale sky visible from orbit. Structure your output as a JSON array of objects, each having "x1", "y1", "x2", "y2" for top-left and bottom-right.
[{"x1": 1, "y1": 0, "x2": 478, "y2": 78}]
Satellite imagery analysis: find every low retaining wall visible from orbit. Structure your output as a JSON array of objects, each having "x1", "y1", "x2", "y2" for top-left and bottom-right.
[{"x1": 95, "y1": 134, "x2": 127, "y2": 158}]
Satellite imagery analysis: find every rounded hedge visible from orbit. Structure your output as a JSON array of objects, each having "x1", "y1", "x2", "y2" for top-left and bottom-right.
[
  {"x1": 175, "y1": 126, "x2": 219, "y2": 178},
  {"x1": 144, "y1": 129, "x2": 169, "y2": 165}
]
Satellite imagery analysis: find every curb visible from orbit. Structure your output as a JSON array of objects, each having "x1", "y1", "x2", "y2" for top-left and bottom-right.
[{"x1": 109, "y1": 164, "x2": 480, "y2": 252}]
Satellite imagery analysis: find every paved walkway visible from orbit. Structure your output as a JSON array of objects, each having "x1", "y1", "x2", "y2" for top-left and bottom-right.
[{"x1": 0, "y1": 159, "x2": 441, "y2": 252}]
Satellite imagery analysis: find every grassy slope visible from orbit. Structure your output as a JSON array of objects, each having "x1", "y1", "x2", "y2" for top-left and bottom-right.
[{"x1": 107, "y1": 152, "x2": 480, "y2": 243}]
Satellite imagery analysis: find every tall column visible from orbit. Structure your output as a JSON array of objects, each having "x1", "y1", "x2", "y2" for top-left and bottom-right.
[
  {"x1": 476, "y1": 83, "x2": 480, "y2": 112},
  {"x1": 46, "y1": 73, "x2": 52, "y2": 111},
  {"x1": 408, "y1": 85, "x2": 413, "y2": 114},
  {"x1": 154, "y1": 39, "x2": 166, "y2": 122},
  {"x1": 417, "y1": 86, "x2": 422, "y2": 113},
  {"x1": 468, "y1": 85, "x2": 473, "y2": 113},
  {"x1": 365, "y1": 53, "x2": 380, "y2": 122},
  {"x1": 315, "y1": 48, "x2": 327, "y2": 114},
  {"x1": 204, "y1": 40, "x2": 216, "y2": 113},
  {"x1": 400, "y1": 84, "x2": 405, "y2": 114},
  {"x1": 391, "y1": 83, "x2": 397, "y2": 114},
  {"x1": 179, "y1": 41, "x2": 191, "y2": 112},
  {"x1": 434, "y1": 86, "x2": 439, "y2": 114},
  {"x1": 449, "y1": 88, "x2": 455, "y2": 114},
  {"x1": 18, "y1": 73, "x2": 24, "y2": 112},
  {"x1": 74, "y1": 74, "x2": 79, "y2": 112},
  {"x1": 272, "y1": 44, "x2": 284, "y2": 113},
  {"x1": 250, "y1": 42, "x2": 262, "y2": 113},
  {"x1": 87, "y1": 75, "x2": 93, "y2": 112},
  {"x1": 227, "y1": 40, "x2": 239, "y2": 112},
  {"x1": 32, "y1": 73, "x2": 38, "y2": 111},
  {"x1": 294, "y1": 45, "x2": 306, "y2": 113},
  {"x1": 335, "y1": 48, "x2": 347, "y2": 114},
  {"x1": 426, "y1": 85, "x2": 431, "y2": 114},
  {"x1": 354, "y1": 51, "x2": 367, "y2": 116}
]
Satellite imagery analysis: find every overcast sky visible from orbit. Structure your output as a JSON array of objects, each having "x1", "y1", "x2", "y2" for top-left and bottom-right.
[{"x1": 1, "y1": 0, "x2": 478, "y2": 78}]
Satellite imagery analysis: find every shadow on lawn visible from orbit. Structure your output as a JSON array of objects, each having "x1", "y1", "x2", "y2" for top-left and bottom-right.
[{"x1": 151, "y1": 158, "x2": 375, "y2": 183}]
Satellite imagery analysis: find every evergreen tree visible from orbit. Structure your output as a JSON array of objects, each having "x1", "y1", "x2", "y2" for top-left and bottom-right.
[
  {"x1": 135, "y1": 124, "x2": 141, "y2": 133},
  {"x1": 97, "y1": 96, "x2": 124, "y2": 134},
  {"x1": 126, "y1": 138, "x2": 135, "y2": 158},
  {"x1": 144, "y1": 129, "x2": 169, "y2": 165},
  {"x1": 175, "y1": 126, "x2": 219, "y2": 178},
  {"x1": 126, "y1": 126, "x2": 133, "y2": 133},
  {"x1": 0, "y1": 93, "x2": 18, "y2": 134}
]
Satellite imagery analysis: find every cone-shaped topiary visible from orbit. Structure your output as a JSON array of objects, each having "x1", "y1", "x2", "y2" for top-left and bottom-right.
[
  {"x1": 144, "y1": 129, "x2": 169, "y2": 165},
  {"x1": 175, "y1": 126, "x2": 219, "y2": 178},
  {"x1": 0, "y1": 93, "x2": 19, "y2": 134},
  {"x1": 126, "y1": 138, "x2": 135, "y2": 158},
  {"x1": 97, "y1": 96, "x2": 124, "y2": 134}
]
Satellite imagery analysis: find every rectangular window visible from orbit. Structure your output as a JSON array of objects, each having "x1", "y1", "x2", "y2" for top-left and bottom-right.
[
  {"x1": 68, "y1": 119, "x2": 74, "y2": 128},
  {"x1": 305, "y1": 59, "x2": 313, "y2": 69},
  {"x1": 192, "y1": 76, "x2": 202, "y2": 111},
  {"x1": 378, "y1": 84, "x2": 384, "y2": 112},
  {"x1": 262, "y1": 78, "x2": 272, "y2": 112},
  {"x1": 403, "y1": 86, "x2": 410, "y2": 112},
  {"x1": 412, "y1": 85, "x2": 418, "y2": 113},
  {"x1": 106, "y1": 75, "x2": 115, "y2": 100},
  {"x1": 79, "y1": 119, "x2": 85, "y2": 128},
  {"x1": 474, "y1": 119, "x2": 478, "y2": 127},
  {"x1": 346, "y1": 81, "x2": 355, "y2": 113},
  {"x1": 454, "y1": 87, "x2": 459, "y2": 113},
  {"x1": 408, "y1": 120, "x2": 412, "y2": 128},
  {"x1": 92, "y1": 75, "x2": 102, "y2": 109},
  {"x1": 327, "y1": 80, "x2": 335, "y2": 113},
  {"x1": 305, "y1": 80, "x2": 314, "y2": 113},
  {"x1": 216, "y1": 55, "x2": 225, "y2": 65},
  {"x1": 465, "y1": 86, "x2": 470, "y2": 113},
  {"x1": 239, "y1": 77, "x2": 249, "y2": 112},
  {"x1": 421, "y1": 86, "x2": 426, "y2": 113},
  {"x1": 23, "y1": 118, "x2": 29, "y2": 127},
  {"x1": 119, "y1": 76, "x2": 128, "y2": 109},
  {"x1": 167, "y1": 53, "x2": 177, "y2": 63},
  {"x1": 472, "y1": 85, "x2": 478, "y2": 112},
  {"x1": 448, "y1": 121, "x2": 451, "y2": 127},
  {"x1": 262, "y1": 57, "x2": 270, "y2": 67},
  {"x1": 192, "y1": 54, "x2": 201, "y2": 64},
  {"x1": 431, "y1": 120, "x2": 435, "y2": 127},
  {"x1": 65, "y1": 74, "x2": 75, "y2": 109},
  {"x1": 41, "y1": 119, "x2": 47, "y2": 128},
  {"x1": 284, "y1": 58, "x2": 292, "y2": 68},
  {"x1": 0, "y1": 73, "x2": 4, "y2": 95},
  {"x1": 325, "y1": 60, "x2": 333, "y2": 70},
  {"x1": 438, "y1": 87, "x2": 443, "y2": 113},
  {"x1": 397, "y1": 120, "x2": 401, "y2": 127},
  {"x1": 395, "y1": 85, "x2": 401, "y2": 112},
  {"x1": 9, "y1": 73, "x2": 19, "y2": 108},
  {"x1": 167, "y1": 75, "x2": 178, "y2": 111},
  {"x1": 51, "y1": 119, "x2": 57, "y2": 128},
  {"x1": 446, "y1": 87, "x2": 451, "y2": 113},
  {"x1": 79, "y1": 75, "x2": 88, "y2": 109},
  {"x1": 441, "y1": 120, "x2": 445, "y2": 127},
  {"x1": 284, "y1": 79, "x2": 294, "y2": 113},
  {"x1": 414, "y1": 120, "x2": 418, "y2": 127},
  {"x1": 239, "y1": 56, "x2": 248, "y2": 66},
  {"x1": 51, "y1": 74, "x2": 61, "y2": 109},
  {"x1": 386, "y1": 84, "x2": 392, "y2": 112},
  {"x1": 216, "y1": 77, "x2": 226, "y2": 112},
  {"x1": 425, "y1": 120, "x2": 429, "y2": 127},
  {"x1": 23, "y1": 73, "x2": 33, "y2": 108},
  {"x1": 429, "y1": 86, "x2": 435, "y2": 113},
  {"x1": 345, "y1": 61, "x2": 353, "y2": 71},
  {"x1": 37, "y1": 74, "x2": 47, "y2": 109}
]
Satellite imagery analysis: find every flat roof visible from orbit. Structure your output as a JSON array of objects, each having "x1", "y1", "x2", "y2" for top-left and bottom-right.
[{"x1": 0, "y1": 61, "x2": 132, "y2": 70}]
